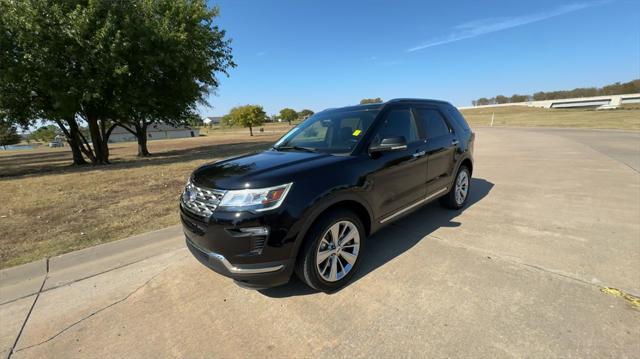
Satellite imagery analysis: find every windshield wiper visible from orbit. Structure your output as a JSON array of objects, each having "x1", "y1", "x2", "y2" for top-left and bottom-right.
[{"x1": 273, "y1": 145, "x2": 317, "y2": 153}]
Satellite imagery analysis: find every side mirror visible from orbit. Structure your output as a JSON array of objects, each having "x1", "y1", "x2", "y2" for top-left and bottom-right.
[{"x1": 369, "y1": 136, "x2": 407, "y2": 153}]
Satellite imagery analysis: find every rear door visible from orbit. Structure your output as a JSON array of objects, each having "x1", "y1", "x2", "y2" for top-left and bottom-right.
[
  {"x1": 367, "y1": 106, "x2": 428, "y2": 218},
  {"x1": 414, "y1": 106, "x2": 457, "y2": 195}
]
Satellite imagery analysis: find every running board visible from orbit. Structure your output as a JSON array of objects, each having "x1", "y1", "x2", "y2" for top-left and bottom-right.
[{"x1": 379, "y1": 187, "x2": 448, "y2": 224}]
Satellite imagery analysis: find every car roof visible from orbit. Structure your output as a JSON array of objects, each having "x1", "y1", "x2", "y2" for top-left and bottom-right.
[{"x1": 322, "y1": 98, "x2": 453, "y2": 113}]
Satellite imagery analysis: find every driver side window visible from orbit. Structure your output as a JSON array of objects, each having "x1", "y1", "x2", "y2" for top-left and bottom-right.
[{"x1": 371, "y1": 109, "x2": 419, "y2": 147}]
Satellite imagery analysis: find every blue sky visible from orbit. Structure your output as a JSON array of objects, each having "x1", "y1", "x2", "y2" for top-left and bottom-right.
[{"x1": 200, "y1": 0, "x2": 639, "y2": 116}]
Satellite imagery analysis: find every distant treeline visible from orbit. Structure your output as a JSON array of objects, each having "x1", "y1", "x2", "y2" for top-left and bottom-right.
[{"x1": 472, "y1": 79, "x2": 639, "y2": 106}]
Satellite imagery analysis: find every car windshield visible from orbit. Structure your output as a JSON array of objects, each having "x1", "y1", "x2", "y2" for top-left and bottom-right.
[{"x1": 273, "y1": 109, "x2": 379, "y2": 153}]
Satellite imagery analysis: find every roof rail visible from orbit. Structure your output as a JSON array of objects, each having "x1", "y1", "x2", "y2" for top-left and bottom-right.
[{"x1": 386, "y1": 98, "x2": 449, "y2": 104}]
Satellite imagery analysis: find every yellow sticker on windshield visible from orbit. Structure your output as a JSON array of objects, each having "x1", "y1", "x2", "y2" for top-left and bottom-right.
[{"x1": 352, "y1": 129, "x2": 362, "y2": 136}]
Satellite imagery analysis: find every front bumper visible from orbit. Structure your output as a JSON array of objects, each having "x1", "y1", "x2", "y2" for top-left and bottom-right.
[
  {"x1": 185, "y1": 235, "x2": 292, "y2": 289},
  {"x1": 181, "y1": 204, "x2": 298, "y2": 289}
]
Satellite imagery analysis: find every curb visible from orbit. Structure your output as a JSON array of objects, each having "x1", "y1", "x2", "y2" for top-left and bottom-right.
[
  {"x1": 0, "y1": 259, "x2": 47, "y2": 287},
  {"x1": 0, "y1": 225, "x2": 184, "y2": 304}
]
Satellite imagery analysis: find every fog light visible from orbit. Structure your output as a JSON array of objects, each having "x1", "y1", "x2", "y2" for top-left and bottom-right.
[
  {"x1": 226, "y1": 226, "x2": 270, "y2": 237},
  {"x1": 239, "y1": 227, "x2": 269, "y2": 236}
]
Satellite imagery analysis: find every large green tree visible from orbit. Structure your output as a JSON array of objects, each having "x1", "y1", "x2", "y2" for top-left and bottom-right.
[
  {"x1": 279, "y1": 108, "x2": 297, "y2": 125},
  {"x1": 226, "y1": 105, "x2": 266, "y2": 136},
  {"x1": 0, "y1": 0, "x2": 234, "y2": 162},
  {"x1": 108, "y1": 1, "x2": 235, "y2": 157},
  {"x1": 298, "y1": 109, "x2": 314, "y2": 119},
  {"x1": 30, "y1": 125, "x2": 59, "y2": 143}
]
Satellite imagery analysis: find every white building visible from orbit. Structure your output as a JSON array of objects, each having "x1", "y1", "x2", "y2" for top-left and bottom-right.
[
  {"x1": 203, "y1": 116, "x2": 222, "y2": 125},
  {"x1": 109, "y1": 123, "x2": 199, "y2": 143},
  {"x1": 459, "y1": 93, "x2": 640, "y2": 110}
]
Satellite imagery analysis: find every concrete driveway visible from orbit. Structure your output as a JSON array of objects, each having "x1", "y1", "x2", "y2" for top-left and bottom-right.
[{"x1": 2, "y1": 127, "x2": 639, "y2": 358}]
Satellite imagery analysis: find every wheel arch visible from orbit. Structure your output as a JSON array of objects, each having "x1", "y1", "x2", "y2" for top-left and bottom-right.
[
  {"x1": 291, "y1": 194, "x2": 373, "y2": 261},
  {"x1": 459, "y1": 157, "x2": 473, "y2": 175}
]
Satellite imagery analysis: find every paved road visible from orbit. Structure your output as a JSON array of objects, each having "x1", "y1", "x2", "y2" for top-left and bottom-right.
[
  {"x1": 517, "y1": 127, "x2": 640, "y2": 172},
  {"x1": 2, "y1": 127, "x2": 639, "y2": 358}
]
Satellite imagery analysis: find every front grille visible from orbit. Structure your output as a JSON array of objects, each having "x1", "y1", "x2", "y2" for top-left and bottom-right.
[{"x1": 182, "y1": 183, "x2": 226, "y2": 217}]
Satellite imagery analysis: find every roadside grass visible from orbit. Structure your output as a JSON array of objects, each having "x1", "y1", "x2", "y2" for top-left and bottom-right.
[
  {"x1": 0, "y1": 132, "x2": 282, "y2": 268},
  {"x1": 460, "y1": 106, "x2": 640, "y2": 130}
]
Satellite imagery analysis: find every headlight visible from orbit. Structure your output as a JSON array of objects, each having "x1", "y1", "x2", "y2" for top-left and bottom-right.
[{"x1": 218, "y1": 183, "x2": 293, "y2": 212}]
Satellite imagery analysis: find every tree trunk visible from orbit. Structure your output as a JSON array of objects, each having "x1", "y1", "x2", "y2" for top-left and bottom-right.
[
  {"x1": 87, "y1": 114, "x2": 108, "y2": 164},
  {"x1": 68, "y1": 122, "x2": 87, "y2": 165},
  {"x1": 136, "y1": 124, "x2": 151, "y2": 157},
  {"x1": 249, "y1": 125, "x2": 253, "y2": 136},
  {"x1": 54, "y1": 118, "x2": 87, "y2": 165},
  {"x1": 76, "y1": 128, "x2": 97, "y2": 163}
]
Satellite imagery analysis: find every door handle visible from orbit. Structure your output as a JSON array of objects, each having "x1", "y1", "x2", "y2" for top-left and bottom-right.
[
  {"x1": 412, "y1": 150, "x2": 426, "y2": 158},
  {"x1": 451, "y1": 139, "x2": 459, "y2": 146}
]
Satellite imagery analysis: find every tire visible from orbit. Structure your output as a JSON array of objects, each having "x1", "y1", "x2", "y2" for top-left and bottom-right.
[
  {"x1": 440, "y1": 165, "x2": 471, "y2": 210},
  {"x1": 295, "y1": 209, "x2": 366, "y2": 292}
]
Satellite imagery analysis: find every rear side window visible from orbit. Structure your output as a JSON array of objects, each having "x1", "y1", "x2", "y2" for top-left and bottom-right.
[
  {"x1": 371, "y1": 109, "x2": 420, "y2": 146},
  {"x1": 415, "y1": 108, "x2": 451, "y2": 139},
  {"x1": 445, "y1": 106, "x2": 471, "y2": 132}
]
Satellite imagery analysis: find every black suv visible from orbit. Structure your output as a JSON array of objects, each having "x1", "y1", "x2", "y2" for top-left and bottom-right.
[{"x1": 181, "y1": 99, "x2": 474, "y2": 292}]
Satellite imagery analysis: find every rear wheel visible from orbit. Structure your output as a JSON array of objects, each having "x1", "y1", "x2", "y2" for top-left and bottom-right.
[
  {"x1": 440, "y1": 165, "x2": 471, "y2": 209},
  {"x1": 296, "y1": 209, "x2": 365, "y2": 292}
]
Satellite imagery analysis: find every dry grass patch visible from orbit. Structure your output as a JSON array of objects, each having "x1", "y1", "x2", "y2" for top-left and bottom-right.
[{"x1": 0, "y1": 133, "x2": 281, "y2": 268}]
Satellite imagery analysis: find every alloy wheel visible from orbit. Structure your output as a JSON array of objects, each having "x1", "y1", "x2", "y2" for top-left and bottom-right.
[
  {"x1": 455, "y1": 170, "x2": 469, "y2": 205},
  {"x1": 315, "y1": 220, "x2": 360, "y2": 282}
]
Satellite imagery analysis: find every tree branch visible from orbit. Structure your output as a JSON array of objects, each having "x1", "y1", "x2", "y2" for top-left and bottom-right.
[
  {"x1": 104, "y1": 123, "x2": 117, "y2": 142},
  {"x1": 118, "y1": 123, "x2": 138, "y2": 136}
]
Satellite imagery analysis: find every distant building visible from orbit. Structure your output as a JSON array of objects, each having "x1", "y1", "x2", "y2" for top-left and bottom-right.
[
  {"x1": 459, "y1": 93, "x2": 640, "y2": 110},
  {"x1": 203, "y1": 116, "x2": 222, "y2": 125},
  {"x1": 109, "y1": 123, "x2": 199, "y2": 143}
]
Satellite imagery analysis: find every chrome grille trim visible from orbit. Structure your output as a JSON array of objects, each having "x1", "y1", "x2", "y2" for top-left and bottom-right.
[{"x1": 182, "y1": 183, "x2": 226, "y2": 217}]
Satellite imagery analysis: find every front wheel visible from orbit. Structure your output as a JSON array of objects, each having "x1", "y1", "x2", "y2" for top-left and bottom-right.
[
  {"x1": 295, "y1": 209, "x2": 365, "y2": 292},
  {"x1": 440, "y1": 165, "x2": 471, "y2": 209}
]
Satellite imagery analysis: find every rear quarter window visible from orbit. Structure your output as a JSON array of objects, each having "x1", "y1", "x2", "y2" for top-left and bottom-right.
[
  {"x1": 445, "y1": 106, "x2": 471, "y2": 132},
  {"x1": 415, "y1": 108, "x2": 451, "y2": 139}
]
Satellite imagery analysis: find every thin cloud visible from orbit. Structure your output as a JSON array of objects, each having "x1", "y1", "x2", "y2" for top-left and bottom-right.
[
  {"x1": 407, "y1": 1, "x2": 610, "y2": 52},
  {"x1": 380, "y1": 60, "x2": 402, "y2": 66}
]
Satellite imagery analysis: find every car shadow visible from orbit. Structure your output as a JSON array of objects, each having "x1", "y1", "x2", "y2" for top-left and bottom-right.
[{"x1": 259, "y1": 177, "x2": 494, "y2": 298}]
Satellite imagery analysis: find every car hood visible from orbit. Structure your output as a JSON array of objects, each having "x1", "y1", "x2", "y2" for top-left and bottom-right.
[{"x1": 191, "y1": 150, "x2": 341, "y2": 190}]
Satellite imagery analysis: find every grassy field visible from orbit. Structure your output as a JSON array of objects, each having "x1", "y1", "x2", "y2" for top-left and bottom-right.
[
  {"x1": 460, "y1": 105, "x2": 640, "y2": 130},
  {"x1": 1, "y1": 107, "x2": 638, "y2": 268}
]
